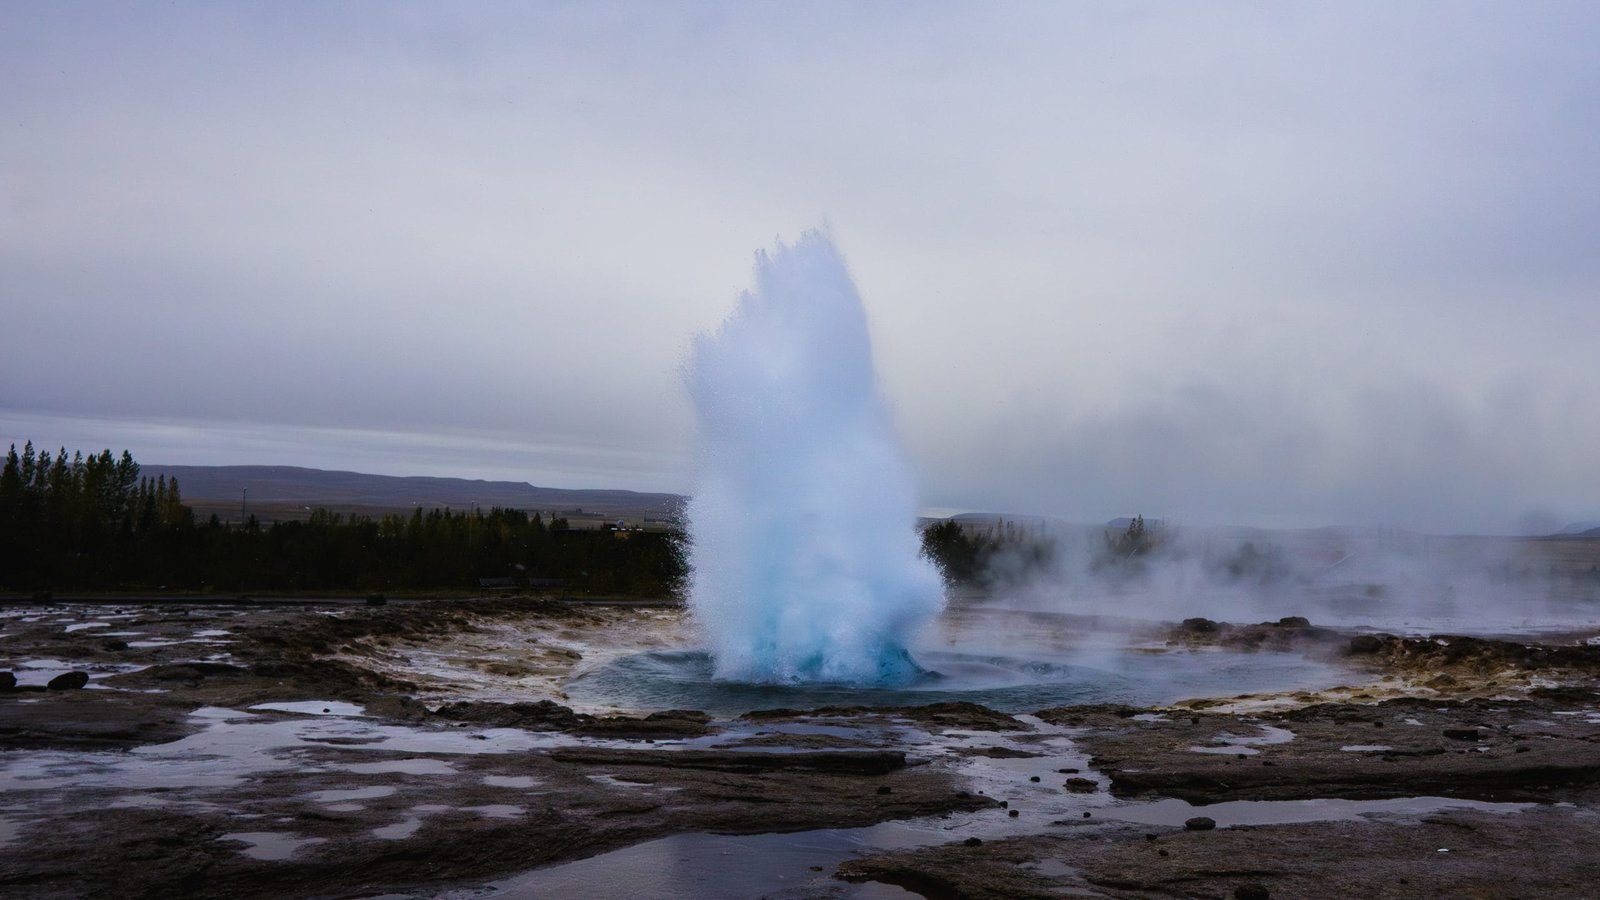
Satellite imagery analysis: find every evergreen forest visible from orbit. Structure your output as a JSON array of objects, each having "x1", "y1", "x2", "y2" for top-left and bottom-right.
[{"x1": 0, "y1": 443, "x2": 685, "y2": 597}]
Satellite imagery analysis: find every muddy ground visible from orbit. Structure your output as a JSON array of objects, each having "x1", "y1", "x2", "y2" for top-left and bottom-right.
[{"x1": 2, "y1": 598, "x2": 1598, "y2": 898}]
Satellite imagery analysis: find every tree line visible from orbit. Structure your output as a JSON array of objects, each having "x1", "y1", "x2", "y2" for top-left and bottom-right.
[
  {"x1": 919, "y1": 518, "x2": 1057, "y2": 587},
  {"x1": 0, "y1": 443, "x2": 684, "y2": 597}
]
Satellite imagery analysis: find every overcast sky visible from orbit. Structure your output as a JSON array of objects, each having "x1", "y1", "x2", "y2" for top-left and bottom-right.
[{"x1": 4, "y1": 2, "x2": 1597, "y2": 534}]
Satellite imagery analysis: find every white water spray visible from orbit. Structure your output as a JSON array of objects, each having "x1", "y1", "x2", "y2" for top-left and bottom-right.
[{"x1": 685, "y1": 232, "x2": 945, "y2": 685}]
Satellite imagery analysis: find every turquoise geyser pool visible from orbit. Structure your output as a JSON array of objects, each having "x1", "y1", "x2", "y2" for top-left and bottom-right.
[{"x1": 562, "y1": 645, "x2": 1349, "y2": 716}]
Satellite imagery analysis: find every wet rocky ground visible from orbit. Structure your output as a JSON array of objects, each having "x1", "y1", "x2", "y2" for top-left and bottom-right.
[{"x1": 2, "y1": 598, "x2": 1599, "y2": 898}]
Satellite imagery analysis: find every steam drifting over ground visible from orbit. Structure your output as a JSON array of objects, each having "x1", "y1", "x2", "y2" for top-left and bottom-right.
[{"x1": 953, "y1": 517, "x2": 1600, "y2": 638}]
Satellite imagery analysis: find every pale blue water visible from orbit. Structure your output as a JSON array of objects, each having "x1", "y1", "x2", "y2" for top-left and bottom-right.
[{"x1": 564, "y1": 647, "x2": 1348, "y2": 715}]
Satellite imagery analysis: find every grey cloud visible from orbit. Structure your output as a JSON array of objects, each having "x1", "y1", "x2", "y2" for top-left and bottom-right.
[{"x1": 3, "y1": 3, "x2": 1598, "y2": 532}]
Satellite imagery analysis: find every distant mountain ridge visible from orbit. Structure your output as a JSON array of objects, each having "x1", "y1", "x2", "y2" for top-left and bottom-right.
[{"x1": 144, "y1": 464, "x2": 683, "y2": 518}]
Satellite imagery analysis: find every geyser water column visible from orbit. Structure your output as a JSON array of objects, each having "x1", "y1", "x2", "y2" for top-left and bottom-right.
[{"x1": 686, "y1": 232, "x2": 945, "y2": 686}]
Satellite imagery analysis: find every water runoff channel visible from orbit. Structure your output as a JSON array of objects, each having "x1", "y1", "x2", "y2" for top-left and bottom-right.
[{"x1": 421, "y1": 711, "x2": 1532, "y2": 900}]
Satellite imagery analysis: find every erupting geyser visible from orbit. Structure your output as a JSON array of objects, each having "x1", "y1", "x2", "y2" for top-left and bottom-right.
[{"x1": 685, "y1": 232, "x2": 944, "y2": 685}]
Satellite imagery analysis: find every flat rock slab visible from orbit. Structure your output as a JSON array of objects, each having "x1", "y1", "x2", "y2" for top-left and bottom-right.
[
  {"x1": 840, "y1": 805, "x2": 1600, "y2": 899},
  {"x1": 0, "y1": 692, "x2": 199, "y2": 749},
  {"x1": 1045, "y1": 696, "x2": 1600, "y2": 804}
]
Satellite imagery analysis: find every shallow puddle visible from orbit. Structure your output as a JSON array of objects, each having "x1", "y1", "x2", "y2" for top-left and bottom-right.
[
  {"x1": 305, "y1": 786, "x2": 397, "y2": 803},
  {"x1": 252, "y1": 700, "x2": 369, "y2": 717},
  {"x1": 1097, "y1": 795, "x2": 1534, "y2": 828},
  {"x1": 221, "y1": 831, "x2": 326, "y2": 861},
  {"x1": 481, "y1": 775, "x2": 541, "y2": 789}
]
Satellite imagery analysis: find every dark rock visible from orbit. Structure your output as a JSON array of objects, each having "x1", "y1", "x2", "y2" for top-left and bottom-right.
[
  {"x1": 961, "y1": 745, "x2": 1041, "y2": 759},
  {"x1": 1276, "y1": 616, "x2": 1311, "y2": 628},
  {"x1": 575, "y1": 709, "x2": 713, "y2": 739},
  {"x1": 1235, "y1": 884, "x2": 1270, "y2": 900},
  {"x1": 1008, "y1": 809, "x2": 1019, "y2": 817},
  {"x1": 1064, "y1": 777, "x2": 1097, "y2": 793},
  {"x1": 1032, "y1": 704, "x2": 1145, "y2": 726},
  {"x1": 1527, "y1": 686, "x2": 1600, "y2": 704},
  {"x1": 877, "y1": 786, "x2": 893, "y2": 795},
  {"x1": 0, "y1": 672, "x2": 14, "y2": 691},
  {"x1": 963, "y1": 837, "x2": 983, "y2": 847},
  {"x1": 144, "y1": 663, "x2": 247, "y2": 681},
  {"x1": 1443, "y1": 728, "x2": 1483, "y2": 741},
  {"x1": 47, "y1": 672, "x2": 89, "y2": 690},
  {"x1": 1347, "y1": 634, "x2": 1386, "y2": 654},
  {"x1": 101, "y1": 639, "x2": 128, "y2": 652},
  {"x1": 1184, "y1": 816, "x2": 1217, "y2": 831},
  {"x1": 1182, "y1": 617, "x2": 1220, "y2": 633},
  {"x1": 432, "y1": 699, "x2": 591, "y2": 731},
  {"x1": 1029, "y1": 775, "x2": 1041, "y2": 782}
]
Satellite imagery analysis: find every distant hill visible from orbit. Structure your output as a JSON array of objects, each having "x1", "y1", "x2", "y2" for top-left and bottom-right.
[{"x1": 145, "y1": 465, "x2": 683, "y2": 519}]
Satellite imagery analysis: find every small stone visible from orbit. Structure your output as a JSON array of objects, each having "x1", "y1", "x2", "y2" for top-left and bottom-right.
[
  {"x1": 963, "y1": 837, "x2": 983, "y2": 847},
  {"x1": 1082, "y1": 811, "x2": 1091, "y2": 818},
  {"x1": 47, "y1": 671, "x2": 89, "y2": 690},
  {"x1": 0, "y1": 671, "x2": 15, "y2": 690},
  {"x1": 1443, "y1": 728, "x2": 1482, "y2": 741},
  {"x1": 1029, "y1": 775, "x2": 1041, "y2": 782},
  {"x1": 1184, "y1": 816, "x2": 1217, "y2": 831},
  {"x1": 1516, "y1": 746, "x2": 1531, "y2": 753},
  {"x1": 1008, "y1": 809, "x2": 1019, "y2": 817},
  {"x1": 1058, "y1": 768, "x2": 1079, "y2": 774},
  {"x1": 1191, "y1": 717, "x2": 1202, "y2": 725},
  {"x1": 876, "y1": 785, "x2": 892, "y2": 795},
  {"x1": 1158, "y1": 849, "x2": 1170, "y2": 857},
  {"x1": 1373, "y1": 720, "x2": 1385, "y2": 728},
  {"x1": 101, "y1": 639, "x2": 128, "y2": 652},
  {"x1": 1235, "y1": 884, "x2": 1270, "y2": 900},
  {"x1": 1064, "y1": 777, "x2": 1097, "y2": 793},
  {"x1": 999, "y1": 800, "x2": 1008, "y2": 808}
]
